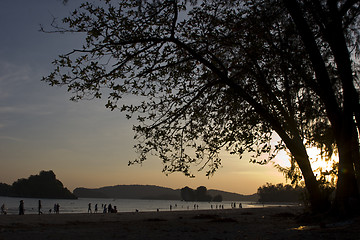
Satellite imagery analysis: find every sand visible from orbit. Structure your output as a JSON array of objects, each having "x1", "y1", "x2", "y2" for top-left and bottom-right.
[{"x1": 0, "y1": 206, "x2": 359, "y2": 240}]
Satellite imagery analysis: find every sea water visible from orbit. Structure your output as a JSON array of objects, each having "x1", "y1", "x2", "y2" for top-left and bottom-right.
[{"x1": 0, "y1": 196, "x2": 293, "y2": 215}]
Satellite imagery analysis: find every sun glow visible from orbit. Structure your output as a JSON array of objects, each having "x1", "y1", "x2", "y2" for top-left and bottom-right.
[
  {"x1": 273, "y1": 147, "x2": 338, "y2": 184},
  {"x1": 307, "y1": 147, "x2": 338, "y2": 173}
]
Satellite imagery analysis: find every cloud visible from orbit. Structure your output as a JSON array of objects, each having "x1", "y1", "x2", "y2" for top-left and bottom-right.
[
  {"x1": 0, "y1": 61, "x2": 33, "y2": 100},
  {"x1": 0, "y1": 135, "x2": 23, "y2": 142}
]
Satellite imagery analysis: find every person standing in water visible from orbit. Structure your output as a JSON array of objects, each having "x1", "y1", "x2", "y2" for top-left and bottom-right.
[
  {"x1": 19, "y1": 200, "x2": 24, "y2": 215},
  {"x1": 38, "y1": 200, "x2": 42, "y2": 215},
  {"x1": 1, "y1": 204, "x2": 6, "y2": 215}
]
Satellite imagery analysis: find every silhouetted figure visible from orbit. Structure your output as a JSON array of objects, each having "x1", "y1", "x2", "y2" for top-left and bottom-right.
[
  {"x1": 55, "y1": 203, "x2": 60, "y2": 214},
  {"x1": 1, "y1": 204, "x2": 6, "y2": 215},
  {"x1": 95, "y1": 204, "x2": 98, "y2": 213},
  {"x1": 103, "y1": 204, "x2": 107, "y2": 213},
  {"x1": 113, "y1": 206, "x2": 117, "y2": 213},
  {"x1": 54, "y1": 204, "x2": 57, "y2": 213},
  {"x1": 38, "y1": 200, "x2": 42, "y2": 215},
  {"x1": 108, "y1": 204, "x2": 112, "y2": 213},
  {"x1": 88, "y1": 203, "x2": 92, "y2": 213},
  {"x1": 239, "y1": 203, "x2": 242, "y2": 208},
  {"x1": 170, "y1": 205, "x2": 172, "y2": 211},
  {"x1": 19, "y1": 200, "x2": 24, "y2": 215}
]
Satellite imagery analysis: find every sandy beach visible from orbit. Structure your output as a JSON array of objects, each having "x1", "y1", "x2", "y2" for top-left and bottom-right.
[{"x1": 0, "y1": 206, "x2": 359, "y2": 240}]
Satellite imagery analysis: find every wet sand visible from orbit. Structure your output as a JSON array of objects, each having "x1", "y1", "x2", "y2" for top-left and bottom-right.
[{"x1": 0, "y1": 206, "x2": 359, "y2": 239}]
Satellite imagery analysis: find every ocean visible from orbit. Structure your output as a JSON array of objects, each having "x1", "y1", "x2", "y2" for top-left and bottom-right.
[{"x1": 0, "y1": 196, "x2": 292, "y2": 215}]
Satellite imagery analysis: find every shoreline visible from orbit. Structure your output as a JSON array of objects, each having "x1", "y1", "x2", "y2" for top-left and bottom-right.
[{"x1": 0, "y1": 206, "x2": 359, "y2": 239}]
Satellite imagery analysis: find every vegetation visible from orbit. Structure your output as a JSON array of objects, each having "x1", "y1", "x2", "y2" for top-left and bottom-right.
[
  {"x1": 74, "y1": 185, "x2": 233, "y2": 201},
  {"x1": 257, "y1": 183, "x2": 305, "y2": 203},
  {"x1": 43, "y1": 0, "x2": 360, "y2": 215},
  {"x1": 74, "y1": 185, "x2": 180, "y2": 200},
  {"x1": 180, "y1": 186, "x2": 220, "y2": 202},
  {"x1": 0, "y1": 170, "x2": 77, "y2": 199}
]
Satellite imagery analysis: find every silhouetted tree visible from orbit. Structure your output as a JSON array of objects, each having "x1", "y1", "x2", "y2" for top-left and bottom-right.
[
  {"x1": 195, "y1": 186, "x2": 212, "y2": 201},
  {"x1": 257, "y1": 183, "x2": 305, "y2": 203},
  {"x1": 43, "y1": 0, "x2": 360, "y2": 214},
  {"x1": 181, "y1": 186, "x2": 195, "y2": 201},
  {"x1": 180, "y1": 186, "x2": 214, "y2": 201}
]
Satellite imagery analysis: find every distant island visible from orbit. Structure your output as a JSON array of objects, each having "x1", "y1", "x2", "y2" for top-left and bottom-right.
[
  {"x1": 0, "y1": 171, "x2": 302, "y2": 203},
  {"x1": 73, "y1": 185, "x2": 259, "y2": 202},
  {"x1": 0, "y1": 170, "x2": 77, "y2": 199}
]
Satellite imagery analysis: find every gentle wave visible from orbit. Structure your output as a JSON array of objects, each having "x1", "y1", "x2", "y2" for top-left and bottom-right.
[{"x1": 0, "y1": 196, "x2": 294, "y2": 215}]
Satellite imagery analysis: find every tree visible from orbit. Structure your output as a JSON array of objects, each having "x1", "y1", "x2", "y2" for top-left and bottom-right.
[
  {"x1": 180, "y1": 186, "x2": 212, "y2": 201},
  {"x1": 180, "y1": 186, "x2": 195, "y2": 201},
  {"x1": 283, "y1": 0, "x2": 360, "y2": 214},
  {"x1": 43, "y1": 0, "x2": 360, "y2": 214},
  {"x1": 257, "y1": 183, "x2": 306, "y2": 203},
  {"x1": 195, "y1": 186, "x2": 212, "y2": 201}
]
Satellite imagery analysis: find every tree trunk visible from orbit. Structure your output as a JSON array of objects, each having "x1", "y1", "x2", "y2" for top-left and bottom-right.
[
  {"x1": 288, "y1": 139, "x2": 330, "y2": 212},
  {"x1": 334, "y1": 119, "x2": 360, "y2": 215}
]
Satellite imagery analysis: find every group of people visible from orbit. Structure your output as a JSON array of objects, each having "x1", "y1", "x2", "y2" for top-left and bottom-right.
[
  {"x1": 1, "y1": 200, "x2": 25, "y2": 215},
  {"x1": 52, "y1": 203, "x2": 60, "y2": 214},
  {"x1": 231, "y1": 202, "x2": 242, "y2": 208},
  {"x1": 15, "y1": 200, "x2": 60, "y2": 215},
  {"x1": 88, "y1": 203, "x2": 117, "y2": 213}
]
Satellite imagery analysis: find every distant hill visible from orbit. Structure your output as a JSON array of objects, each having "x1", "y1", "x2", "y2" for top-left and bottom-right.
[
  {"x1": 207, "y1": 190, "x2": 259, "y2": 202},
  {"x1": 74, "y1": 185, "x2": 179, "y2": 200},
  {"x1": 73, "y1": 185, "x2": 258, "y2": 202},
  {"x1": 0, "y1": 170, "x2": 77, "y2": 199}
]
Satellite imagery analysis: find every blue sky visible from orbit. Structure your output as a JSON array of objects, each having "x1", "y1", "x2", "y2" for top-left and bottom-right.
[{"x1": 0, "y1": 0, "x2": 286, "y2": 194}]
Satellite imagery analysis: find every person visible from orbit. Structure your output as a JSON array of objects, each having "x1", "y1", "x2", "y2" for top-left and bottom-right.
[
  {"x1": 94, "y1": 203, "x2": 98, "y2": 213},
  {"x1": 103, "y1": 204, "x2": 107, "y2": 213},
  {"x1": 88, "y1": 203, "x2": 92, "y2": 213},
  {"x1": 19, "y1": 200, "x2": 24, "y2": 215},
  {"x1": 56, "y1": 203, "x2": 60, "y2": 214},
  {"x1": 108, "y1": 204, "x2": 112, "y2": 213},
  {"x1": 38, "y1": 200, "x2": 42, "y2": 215},
  {"x1": 1, "y1": 204, "x2": 6, "y2": 215}
]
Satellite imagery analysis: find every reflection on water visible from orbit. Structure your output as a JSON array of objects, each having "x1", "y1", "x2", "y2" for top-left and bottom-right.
[{"x1": 0, "y1": 196, "x2": 296, "y2": 215}]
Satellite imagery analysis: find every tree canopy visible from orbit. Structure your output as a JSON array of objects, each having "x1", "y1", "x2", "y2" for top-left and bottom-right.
[
  {"x1": 43, "y1": 0, "x2": 360, "y2": 215},
  {"x1": 257, "y1": 183, "x2": 306, "y2": 203}
]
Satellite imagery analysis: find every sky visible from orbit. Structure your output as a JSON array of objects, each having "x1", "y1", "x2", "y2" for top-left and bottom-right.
[{"x1": 0, "y1": 0, "x2": 287, "y2": 195}]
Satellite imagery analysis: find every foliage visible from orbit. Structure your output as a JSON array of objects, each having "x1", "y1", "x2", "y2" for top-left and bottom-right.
[
  {"x1": 180, "y1": 186, "x2": 215, "y2": 202},
  {"x1": 257, "y1": 183, "x2": 305, "y2": 203},
  {"x1": 42, "y1": 0, "x2": 360, "y2": 213},
  {"x1": 43, "y1": 0, "x2": 322, "y2": 175}
]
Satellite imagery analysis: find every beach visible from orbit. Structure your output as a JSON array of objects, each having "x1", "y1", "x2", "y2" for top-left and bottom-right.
[{"x1": 0, "y1": 206, "x2": 359, "y2": 240}]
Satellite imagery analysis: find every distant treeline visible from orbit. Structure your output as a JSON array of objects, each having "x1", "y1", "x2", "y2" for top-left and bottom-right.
[
  {"x1": 181, "y1": 186, "x2": 223, "y2": 202},
  {"x1": 257, "y1": 183, "x2": 305, "y2": 203},
  {"x1": 0, "y1": 170, "x2": 77, "y2": 199},
  {"x1": 73, "y1": 185, "x2": 180, "y2": 200},
  {"x1": 74, "y1": 185, "x2": 258, "y2": 201}
]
